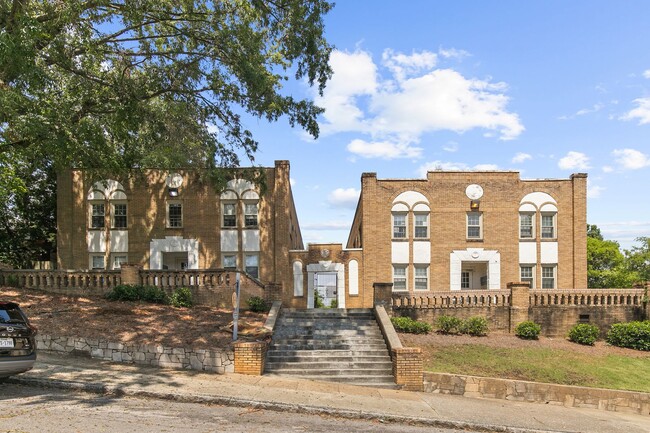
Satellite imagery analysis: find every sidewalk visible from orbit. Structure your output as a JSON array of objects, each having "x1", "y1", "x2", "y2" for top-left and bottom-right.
[{"x1": 8, "y1": 352, "x2": 649, "y2": 433}]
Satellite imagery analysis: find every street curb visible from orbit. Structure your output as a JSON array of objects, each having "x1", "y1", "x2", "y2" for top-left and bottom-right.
[{"x1": 9, "y1": 376, "x2": 568, "y2": 433}]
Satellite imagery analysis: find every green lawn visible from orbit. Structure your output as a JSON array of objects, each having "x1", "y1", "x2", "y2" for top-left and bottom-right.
[{"x1": 425, "y1": 345, "x2": 650, "y2": 393}]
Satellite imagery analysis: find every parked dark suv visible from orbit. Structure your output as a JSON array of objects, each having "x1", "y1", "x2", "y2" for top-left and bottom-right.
[{"x1": 0, "y1": 302, "x2": 37, "y2": 381}]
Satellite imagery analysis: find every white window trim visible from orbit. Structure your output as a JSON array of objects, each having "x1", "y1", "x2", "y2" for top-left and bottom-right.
[
  {"x1": 413, "y1": 213, "x2": 429, "y2": 239},
  {"x1": 541, "y1": 212, "x2": 557, "y2": 239},
  {"x1": 89, "y1": 201, "x2": 105, "y2": 229},
  {"x1": 245, "y1": 253, "x2": 259, "y2": 278},
  {"x1": 167, "y1": 201, "x2": 183, "y2": 228},
  {"x1": 392, "y1": 265, "x2": 408, "y2": 291},
  {"x1": 392, "y1": 212, "x2": 407, "y2": 239},
  {"x1": 222, "y1": 202, "x2": 237, "y2": 228},
  {"x1": 111, "y1": 201, "x2": 128, "y2": 229},
  {"x1": 466, "y1": 212, "x2": 483, "y2": 240},
  {"x1": 90, "y1": 254, "x2": 105, "y2": 270},
  {"x1": 414, "y1": 265, "x2": 429, "y2": 291},
  {"x1": 520, "y1": 264, "x2": 535, "y2": 289},
  {"x1": 222, "y1": 253, "x2": 237, "y2": 269},
  {"x1": 519, "y1": 212, "x2": 535, "y2": 239},
  {"x1": 541, "y1": 265, "x2": 557, "y2": 289},
  {"x1": 111, "y1": 254, "x2": 128, "y2": 270},
  {"x1": 244, "y1": 201, "x2": 259, "y2": 228}
]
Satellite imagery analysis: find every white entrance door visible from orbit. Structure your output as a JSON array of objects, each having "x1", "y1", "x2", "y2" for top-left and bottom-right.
[{"x1": 315, "y1": 272, "x2": 337, "y2": 308}]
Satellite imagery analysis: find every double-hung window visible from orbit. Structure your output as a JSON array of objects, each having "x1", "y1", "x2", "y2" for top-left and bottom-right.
[
  {"x1": 112, "y1": 255, "x2": 128, "y2": 270},
  {"x1": 467, "y1": 212, "x2": 482, "y2": 239},
  {"x1": 223, "y1": 203, "x2": 236, "y2": 227},
  {"x1": 520, "y1": 265, "x2": 535, "y2": 288},
  {"x1": 168, "y1": 203, "x2": 182, "y2": 228},
  {"x1": 520, "y1": 213, "x2": 534, "y2": 239},
  {"x1": 244, "y1": 203, "x2": 258, "y2": 227},
  {"x1": 245, "y1": 254, "x2": 259, "y2": 279},
  {"x1": 112, "y1": 203, "x2": 127, "y2": 229},
  {"x1": 90, "y1": 203, "x2": 105, "y2": 229},
  {"x1": 393, "y1": 213, "x2": 407, "y2": 239},
  {"x1": 541, "y1": 265, "x2": 556, "y2": 289},
  {"x1": 392, "y1": 265, "x2": 407, "y2": 291},
  {"x1": 541, "y1": 213, "x2": 556, "y2": 239},
  {"x1": 90, "y1": 255, "x2": 105, "y2": 270},
  {"x1": 222, "y1": 254, "x2": 236, "y2": 269},
  {"x1": 414, "y1": 214, "x2": 428, "y2": 238},
  {"x1": 414, "y1": 266, "x2": 428, "y2": 291}
]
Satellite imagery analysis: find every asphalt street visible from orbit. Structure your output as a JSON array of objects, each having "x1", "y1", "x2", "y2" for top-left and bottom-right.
[{"x1": 0, "y1": 383, "x2": 492, "y2": 433}]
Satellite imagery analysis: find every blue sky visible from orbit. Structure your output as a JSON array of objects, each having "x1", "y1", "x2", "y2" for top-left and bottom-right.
[{"x1": 247, "y1": 1, "x2": 650, "y2": 250}]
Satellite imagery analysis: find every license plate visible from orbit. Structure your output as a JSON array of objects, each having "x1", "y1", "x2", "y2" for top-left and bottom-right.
[{"x1": 0, "y1": 338, "x2": 14, "y2": 348}]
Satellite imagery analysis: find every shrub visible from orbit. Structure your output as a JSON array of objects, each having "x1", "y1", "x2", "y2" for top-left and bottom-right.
[
  {"x1": 247, "y1": 296, "x2": 269, "y2": 313},
  {"x1": 436, "y1": 315, "x2": 463, "y2": 334},
  {"x1": 330, "y1": 299, "x2": 338, "y2": 308},
  {"x1": 391, "y1": 316, "x2": 432, "y2": 334},
  {"x1": 106, "y1": 284, "x2": 141, "y2": 301},
  {"x1": 106, "y1": 284, "x2": 169, "y2": 305},
  {"x1": 460, "y1": 316, "x2": 489, "y2": 336},
  {"x1": 313, "y1": 290, "x2": 324, "y2": 308},
  {"x1": 568, "y1": 323, "x2": 600, "y2": 345},
  {"x1": 515, "y1": 321, "x2": 541, "y2": 340},
  {"x1": 170, "y1": 288, "x2": 193, "y2": 308},
  {"x1": 606, "y1": 321, "x2": 650, "y2": 351}
]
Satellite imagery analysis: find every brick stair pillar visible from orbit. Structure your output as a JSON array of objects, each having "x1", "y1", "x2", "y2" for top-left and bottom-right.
[
  {"x1": 509, "y1": 281, "x2": 531, "y2": 333},
  {"x1": 392, "y1": 347, "x2": 423, "y2": 391},
  {"x1": 234, "y1": 341, "x2": 268, "y2": 375}
]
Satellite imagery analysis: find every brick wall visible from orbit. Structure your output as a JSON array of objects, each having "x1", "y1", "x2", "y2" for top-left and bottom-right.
[
  {"x1": 233, "y1": 341, "x2": 268, "y2": 375},
  {"x1": 392, "y1": 347, "x2": 424, "y2": 392}
]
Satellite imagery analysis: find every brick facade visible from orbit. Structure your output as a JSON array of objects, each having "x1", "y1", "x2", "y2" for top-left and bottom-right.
[{"x1": 346, "y1": 170, "x2": 588, "y2": 306}]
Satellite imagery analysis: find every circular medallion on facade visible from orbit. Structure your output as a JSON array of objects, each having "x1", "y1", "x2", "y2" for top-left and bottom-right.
[
  {"x1": 166, "y1": 173, "x2": 183, "y2": 188},
  {"x1": 465, "y1": 184, "x2": 484, "y2": 200},
  {"x1": 471, "y1": 251, "x2": 480, "y2": 259},
  {"x1": 320, "y1": 249, "x2": 330, "y2": 258}
]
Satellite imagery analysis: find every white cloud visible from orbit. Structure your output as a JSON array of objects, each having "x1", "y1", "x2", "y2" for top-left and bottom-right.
[
  {"x1": 602, "y1": 166, "x2": 614, "y2": 173},
  {"x1": 612, "y1": 148, "x2": 650, "y2": 170},
  {"x1": 302, "y1": 221, "x2": 351, "y2": 231},
  {"x1": 416, "y1": 161, "x2": 500, "y2": 177},
  {"x1": 382, "y1": 49, "x2": 438, "y2": 82},
  {"x1": 327, "y1": 187, "x2": 360, "y2": 208},
  {"x1": 558, "y1": 151, "x2": 590, "y2": 170},
  {"x1": 442, "y1": 142, "x2": 458, "y2": 152},
  {"x1": 643, "y1": 69, "x2": 650, "y2": 79},
  {"x1": 587, "y1": 181, "x2": 604, "y2": 198},
  {"x1": 438, "y1": 47, "x2": 471, "y2": 60},
  {"x1": 558, "y1": 103, "x2": 604, "y2": 120},
  {"x1": 621, "y1": 98, "x2": 650, "y2": 124},
  {"x1": 512, "y1": 152, "x2": 532, "y2": 164},
  {"x1": 347, "y1": 139, "x2": 422, "y2": 159},
  {"x1": 316, "y1": 48, "x2": 524, "y2": 158}
]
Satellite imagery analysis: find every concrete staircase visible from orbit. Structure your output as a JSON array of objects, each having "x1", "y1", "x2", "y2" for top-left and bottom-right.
[{"x1": 264, "y1": 308, "x2": 396, "y2": 388}]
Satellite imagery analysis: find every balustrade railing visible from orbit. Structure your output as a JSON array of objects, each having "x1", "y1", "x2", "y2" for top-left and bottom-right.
[
  {"x1": 0, "y1": 270, "x2": 121, "y2": 291},
  {"x1": 392, "y1": 290, "x2": 511, "y2": 309},
  {"x1": 529, "y1": 289, "x2": 646, "y2": 307}
]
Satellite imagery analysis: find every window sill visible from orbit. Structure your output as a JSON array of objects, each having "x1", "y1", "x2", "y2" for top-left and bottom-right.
[
  {"x1": 466, "y1": 238, "x2": 484, "y2": 242},
  {"x1": 540, "y1": 238, "x2": 558, "y2": 242},
  {"x1": 519, "y1": 238, "x2": 535, "y2": 242},
  {"x1": 221, "y1": 227, "x2": 238, "y2": 230},
  {"x1": 391, "y1": 238, "x2": 409, "y2": 242},
  {"x1": 88, "y1": 227, "x2": 105, "y2": 230},
  {"x1": 413, "y1": 238, "x2": 430, "y2": 242},
  {"x1": 244, "y1": 226, "x2": 259, "y2": 230},
  {"x1": 166, "y1": 226, "x2": 184, "y2": 229}
]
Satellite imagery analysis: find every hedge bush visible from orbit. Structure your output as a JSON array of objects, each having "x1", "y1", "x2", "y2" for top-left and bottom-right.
[
  {"x1": 460, "y1": 316, "x2": 489, "y2": 336},
  {"x1": 170, "y1": 287, "x2": 193, "y2": 308},
  {"x1": 247, "y1": 296, "x2": 269, "y2": 313},
  {"x1": 568, "y1": 323, "x2": 600, "y2": 345},
  {"x1": 515, "y1": 321, "x2": 541, "y2": 340},
  {"x1": 606, "y1": 321, "x2": 650, "y2": 351},
  {"x1": 436, "y1": 315, "x2": 463, "y2": 334},
  {"x1": 391, "y1": 316, "x2": 432, "y2": 334}
]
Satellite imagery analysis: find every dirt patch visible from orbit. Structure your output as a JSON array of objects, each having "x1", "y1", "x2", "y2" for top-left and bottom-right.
[
  {"x1": 2, "y1": 287, "x2": 269, "y2": 349},
  {"x1": 399, "y1": 331, "x2": 650, "y2": 358}
]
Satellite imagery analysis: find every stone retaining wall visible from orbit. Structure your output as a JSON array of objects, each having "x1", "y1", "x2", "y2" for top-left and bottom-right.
[
  {"x1": 423, "y1": 372, "x2": 650, "y2": 416},
  {"x1": 36, "y1": 334, "x2": 234, "y2": 374}
]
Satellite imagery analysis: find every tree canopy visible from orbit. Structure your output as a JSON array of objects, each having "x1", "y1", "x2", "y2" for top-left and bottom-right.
[
  {"x1": 1, "y1": 0, "x2": 333, "y2": 174},
  {"x1": 587, "y1": 224, "x2": 647, "y2": 288}
]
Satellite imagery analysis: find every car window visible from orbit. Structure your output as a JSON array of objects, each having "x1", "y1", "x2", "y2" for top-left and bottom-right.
[{"x1": 0, "y1": 307, "x2": 26, "y2": 324}]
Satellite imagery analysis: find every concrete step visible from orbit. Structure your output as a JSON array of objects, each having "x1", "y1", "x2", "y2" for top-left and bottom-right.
[
  {"x1": 270, "y1": 332, "x2": 385, "y2": 340},
  {"x1": 264, "y1": 372, "x2": 396, "y2": 386},
  {"x1": 269, "y1": 343, "x2": 389, "y2": 351},
  {"x1": 266, "y1": 349, "x2": 391, "y2": 359},
  {"x1": 265, "y1": 361, "x2": 393, "y2": 370}
]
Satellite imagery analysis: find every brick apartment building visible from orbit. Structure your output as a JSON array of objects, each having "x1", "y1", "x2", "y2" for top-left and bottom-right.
[{"x1": 57, "y1": 162, "x2": 588, "y2": 308}]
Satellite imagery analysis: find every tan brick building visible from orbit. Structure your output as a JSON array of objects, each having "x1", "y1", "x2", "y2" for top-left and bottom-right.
[
  {"x1": 345, "y1": 170, "x2": 588, "y2": 299},
  {"x1": 57, "y1": 163, "x2": 588, "y2": 309},
  {"x1": 57, "y1": 160, "x2": 303, "y2": 294}
]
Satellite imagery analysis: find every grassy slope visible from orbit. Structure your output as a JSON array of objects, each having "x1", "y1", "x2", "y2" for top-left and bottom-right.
[{"x1": 426, "y1": 345, "x2": 650, "y2": 393}]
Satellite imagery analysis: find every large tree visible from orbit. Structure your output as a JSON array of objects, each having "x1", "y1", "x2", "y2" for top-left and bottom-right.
[
  {"x1": 0, "y1": 0, "x2": 333, "y2": 267},
  {"x1": 1, "y1": 0, "x2": 332, "y2": 170},
  {"x1": 587, "y1": 224, "x2": 638, "y2": 288},
  {"x1": 626, "y1": 237, "x2": 650, "y2": 284}
]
